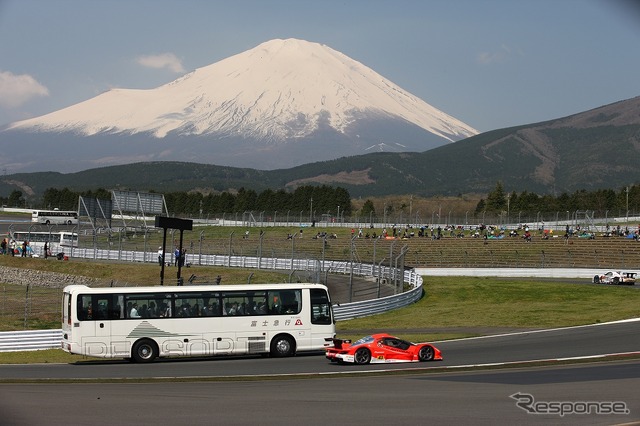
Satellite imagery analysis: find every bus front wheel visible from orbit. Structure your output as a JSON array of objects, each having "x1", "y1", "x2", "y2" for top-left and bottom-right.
[
  {"x1": 270, "y1": 334, "x2": 295, "y2": 357},
  {"x1": 132, "y1": 339, "x2": 158, "y2": 363}
]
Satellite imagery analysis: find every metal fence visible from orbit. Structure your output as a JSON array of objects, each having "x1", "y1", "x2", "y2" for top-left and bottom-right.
[{"x1": 0, "y1": 283, "x2": 63, "y2": 331}]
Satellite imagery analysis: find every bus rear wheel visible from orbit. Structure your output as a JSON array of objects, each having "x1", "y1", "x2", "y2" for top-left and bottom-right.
[
  {"x1": 132, "y1": 339, "x2": 158, "y2": 363},
  {"x1": 270, "y1": 334, "x2": 295, "y2": 357}
]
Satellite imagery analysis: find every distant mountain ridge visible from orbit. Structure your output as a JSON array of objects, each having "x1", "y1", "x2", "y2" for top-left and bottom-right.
[
  {"x1": 1, "y1": 96, "x2": 639, "y2": 201},
  {"x1": 0, "y1": 38, "x2": 477, "y2": 173}
]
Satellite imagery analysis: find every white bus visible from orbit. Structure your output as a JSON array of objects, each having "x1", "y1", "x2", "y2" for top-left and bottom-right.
[
  {"x1": 9, "y1": 230, "x2": 78, "y2": 256},
  {"x1": 32, "y1": 209, "x2": 79, "y2": 225},
  {"x1": 62, "y1": 283, "x2": 335, "y2": 362}
]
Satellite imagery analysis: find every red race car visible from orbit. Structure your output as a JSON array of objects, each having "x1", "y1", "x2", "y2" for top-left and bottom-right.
[{"x1": 325, "y1": 333, "x2": 442, "y2": 364}]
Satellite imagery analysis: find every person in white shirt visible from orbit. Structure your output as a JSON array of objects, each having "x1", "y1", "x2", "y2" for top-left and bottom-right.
[{"x1": 130, "y1": 303, "x2": 141, "y2": 318}]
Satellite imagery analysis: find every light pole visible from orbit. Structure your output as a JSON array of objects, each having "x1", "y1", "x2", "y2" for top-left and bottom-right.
[
  {"x1": 409, "y1": 195, "x2": 412, "y2": 224},
  {"x1": 291, "y1": 232, "x2": 296, "y2": 270},
  {"x1": 383, "y1": 203, "x2": 387, "y2": 227},
  {"x1": 626, "y1": 186, "x2": 629, "y2": 228},
  {"x1": 228, "y1": 231, "x2": 234, "y2": 267}
]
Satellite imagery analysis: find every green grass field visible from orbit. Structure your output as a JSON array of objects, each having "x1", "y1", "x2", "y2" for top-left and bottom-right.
[{"x1": 337, "y1": 277, "x2": 640, "y2": 338}]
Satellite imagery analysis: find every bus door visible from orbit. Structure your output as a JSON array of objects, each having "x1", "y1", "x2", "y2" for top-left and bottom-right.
[
  {"x1": 79, "y1": 294, "x2": 125, "y2": 358},
  {"x1": 77, "y1": 294, "x2": 111, "y2": 357},
  {"x1": 309, "y1": 288, "x2": 334, "y2": 348},
  {"x1": 92, "y1": 294, "x2": 116, "y2": 338}
]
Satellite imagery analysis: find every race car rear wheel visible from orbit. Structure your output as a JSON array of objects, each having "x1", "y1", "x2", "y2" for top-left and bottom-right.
[
  {"x1": 593, "y1": 275, "x2": 600, "y2": 283},
  {"x1": 418, "y1": 345, "x2": 435, "y2": 362},
  {"x1": 354, "y1": 347, "x2": 371, "y2": 364}
]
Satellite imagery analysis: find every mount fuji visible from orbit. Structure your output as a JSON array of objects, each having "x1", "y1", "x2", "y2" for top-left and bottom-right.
[{"x1": 1, "y1": 38, "x2": 478, "y2": 173}]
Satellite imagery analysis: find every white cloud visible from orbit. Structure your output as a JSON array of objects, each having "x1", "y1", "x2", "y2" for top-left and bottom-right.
[
  {"x1": 136, "y1": 52, "x2": 185, "y2": 73},
  {"x1": 0, "y1": 71, "x2": 49, "y2": 108},
  {"x1": 477, "y1": 44, "x2": 523, "y2": 65}
]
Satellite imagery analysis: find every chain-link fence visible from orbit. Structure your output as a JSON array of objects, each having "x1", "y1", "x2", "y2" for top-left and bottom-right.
[{"x1": 1, "y1": 284, "x2": 62, "y2": 330}]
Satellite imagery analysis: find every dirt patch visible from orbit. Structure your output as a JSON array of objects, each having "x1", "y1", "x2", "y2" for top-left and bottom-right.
[
  {"x1": 286, "y1": 169, "x2": 375, "y2": 187},
  {"x1": 2, "y1": 180, "x2": 35, "y2": 196}
]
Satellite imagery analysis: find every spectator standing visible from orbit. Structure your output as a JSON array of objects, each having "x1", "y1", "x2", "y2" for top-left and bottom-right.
[{"x1": 179, "y1": 248, "x2": 186, "y2": 267}]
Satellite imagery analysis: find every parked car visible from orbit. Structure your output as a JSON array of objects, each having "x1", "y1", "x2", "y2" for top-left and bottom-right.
[
  {"x1": 593, "y1": 271, "x2": 636, "y2": 285},
  {"x1": 325, "y1": 333, "x2": 442, "y2": 364}
]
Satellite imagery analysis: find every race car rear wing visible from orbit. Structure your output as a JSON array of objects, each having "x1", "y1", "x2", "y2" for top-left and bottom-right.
[{"x1": 324, "y1": 337, "x2": 352, "y2": 349}]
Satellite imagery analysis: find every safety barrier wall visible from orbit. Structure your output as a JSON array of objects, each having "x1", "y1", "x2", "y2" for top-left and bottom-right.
[
  {"x1": 333, "y1": 269, "x2": 423, "y2": 321},
  {"x1": 0, "y1": 329, "x2": 62, "y2": 352}
]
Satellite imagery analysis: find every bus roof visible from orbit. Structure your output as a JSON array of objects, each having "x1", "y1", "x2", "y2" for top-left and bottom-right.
[{"x1": 63, "y1": 283, "x2": 329, "y2": 294}]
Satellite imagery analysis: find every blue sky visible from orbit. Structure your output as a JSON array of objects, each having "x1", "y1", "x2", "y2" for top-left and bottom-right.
[{"x1": 0, "y1": 0, "x2": 639, "y2": 132}]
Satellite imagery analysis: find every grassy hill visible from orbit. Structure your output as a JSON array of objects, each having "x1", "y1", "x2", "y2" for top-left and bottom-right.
[{"x1": 1, "y1": 96, "x2": 639, "y2": 200}]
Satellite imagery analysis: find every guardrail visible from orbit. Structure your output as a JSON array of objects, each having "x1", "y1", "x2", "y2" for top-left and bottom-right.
[
  {"x1": 333, "y1": 269, "x2": 423, "y2": 321},
  {"x1": 0, "y1": 329, "x2": 62, "y2": 352}
]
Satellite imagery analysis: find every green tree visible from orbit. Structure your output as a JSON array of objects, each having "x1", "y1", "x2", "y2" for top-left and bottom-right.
[
  {"x1": 361, "y1": 199, "x2": 375, "y2": 218},
  {"x1": 485, "y1": 181, "x2": 507, "y2": 213},
  {"x1": 8, "y1": 190, "x2": 24, "y2": 207},
  {"x1": 235, "y1": 188, "x2": 257, "y2": 212}
]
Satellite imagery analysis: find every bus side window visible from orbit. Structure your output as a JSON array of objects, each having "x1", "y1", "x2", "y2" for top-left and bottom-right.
[
  {"x1": 280, "y1": 290, "x2": 301, "y2": 314},
  {"x1": 310, "y1": 289, "x2": 331, "y2": 325},
  {"x1": 78, "y1": 295, "x2": 92, "y2": 321},
  {"x1": 269, "y1": 292, "x2": 281, "y2": 314},
  {"x1": 92, "y1": 296, "x2": 113, "y2": 320}
]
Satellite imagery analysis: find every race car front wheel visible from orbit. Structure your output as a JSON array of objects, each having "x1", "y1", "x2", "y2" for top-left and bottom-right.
[
  {"x1": 418, "y1": 345, "x2": 435, "y2": 361},
  {"x1": 354, "y1": 347, "x2": 371, "y2": 364}
]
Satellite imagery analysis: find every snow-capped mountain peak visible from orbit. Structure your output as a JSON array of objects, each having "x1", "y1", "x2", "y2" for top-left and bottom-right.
[
  {"x1": 8, "y1": 38, "x2": 477, "y2": 142},
  {"x1": 3, "y1": 38, "x2": 479, "y2": 172}
]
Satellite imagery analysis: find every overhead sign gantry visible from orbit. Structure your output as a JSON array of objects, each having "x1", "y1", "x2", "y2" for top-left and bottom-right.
[{"x1": 155, "y1": 216, "x2": 193, "y2": 286}]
